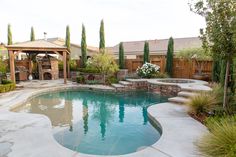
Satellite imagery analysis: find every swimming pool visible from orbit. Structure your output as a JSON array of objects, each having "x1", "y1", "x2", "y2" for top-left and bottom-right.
[{"x1": 14, "y1": 90, "x2": 168, "y2": 155}]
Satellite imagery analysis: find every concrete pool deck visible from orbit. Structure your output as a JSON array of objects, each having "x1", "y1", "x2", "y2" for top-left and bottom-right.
[{"x1": 0, "y1": 79, "x2": 210, "y2": 157}]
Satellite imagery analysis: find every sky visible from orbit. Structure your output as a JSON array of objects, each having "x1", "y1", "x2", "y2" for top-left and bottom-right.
[{"x1": 0, "y1": 0, "x2": 205, "y2": 47}]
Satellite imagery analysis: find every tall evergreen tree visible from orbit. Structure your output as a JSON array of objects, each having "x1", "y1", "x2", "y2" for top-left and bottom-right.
[
  {"x1": 99, "y1": 20, "x2": 105, "y2": 51},
  {"x1": 165, "y1": 37, "x2": 174, "y2": 77},
  {"x1": 30, "y1": 27, "x2": 35, "y2": 41},
  {"x1": 65, "y1": 25, "x2": 71, "y2": 51},
  {"x1": 119, "y1": 42, "x2": 125, "y2": 69},
  {"x1": 81, "y1": 24, "x2": 87, "y2": 68},
  {"x1": 7, "y1": 24, "x2": 12, "y2": 61},
  {"x1": 7, "y1": 24, "x2": 12, "y2": 45},
  {"x1": 191, "y1": 0, "x2": 236, "y2": 109},
  {"x1": 143, "y1": 41, "x2": 150, "y2": 63}
]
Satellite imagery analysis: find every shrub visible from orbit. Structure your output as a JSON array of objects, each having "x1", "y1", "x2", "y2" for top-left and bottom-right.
[
  {"x1": 106, "y1": 76, "x2": 118, "y2": 85},
  {"x1": 69, "y1": 60, "x2": 78, "y2": 71},
  {"x1": 206, "y1": 84, "x2": 236, "y2": 115},
  {"x1": 198, "y1": 116, "x2": 236, "y2": 157},
  {"x1": 187, "y1": 92, "x2": 217, "y2": 115},
  {"x1": 176, "y1": 48, "x2": 211, "y2": 61},
  {"x1": 0, "y1": 59, "x2": 7, "y2": 74},
  {"x1": 136, "y1": 63, "x2": 160, "y2": 78},
  {"x1": 76, "y1": 75, "x2": 85, "y2": 84},
  {"x1": 77, "y1": 68, "x2": 100, "y2": 74},
  {"x1": 187, "y1": 84, "x2": 228, "y2": 115},
  {"x1": 58, "y1": 60, "x2": 78, "y2": 71},
  {"x1": 86, "y1": 52, "x2": 119, "y2": 84},
  {"x1": 0, "y1": 83, "x2": 16, "y2": 93},
  {"x1": 1, "y1": 79, "x2": 13, "y2": 85},
  {"x1": 151, "y1": 72, "x2": 169, "y2": 78},
  {"x1": 86, "y1": 52, "x2": 119, "y2": 75}
]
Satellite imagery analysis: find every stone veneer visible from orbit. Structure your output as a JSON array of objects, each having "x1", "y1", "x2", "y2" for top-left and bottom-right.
[
  {"x1": 125, "y1": 78, "x2": 209, "y2": 96},
  {"x1": 148, "y1": 83, "x2": 181, "y2": 96},
  {"x1": 117, "y1": 69, "x2": 129, "y2": 80},
  {"x1": 126, "y1": 79, "x2": 181, "y2": 96}
]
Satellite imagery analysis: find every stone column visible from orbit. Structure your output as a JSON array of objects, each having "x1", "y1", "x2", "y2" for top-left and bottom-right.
[
  {"x1": 63, "y1": 51, "x2": 67, "y2": 84},
  {"x1": 67, "y1": 56, "x2": 70, "y2": 78},
  {"x1": 9, "y1": 50, "x2": 16, "y2": 83}
]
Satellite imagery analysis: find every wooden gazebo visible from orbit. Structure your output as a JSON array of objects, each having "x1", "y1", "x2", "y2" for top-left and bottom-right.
[{"x1": 6, "y1": 40, "x2": 70, "y2": 84}]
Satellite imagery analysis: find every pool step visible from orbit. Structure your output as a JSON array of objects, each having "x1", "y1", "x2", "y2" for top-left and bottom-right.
[
  {"x1": 119, "y1": 81, "x2": 132, "y2": 86},
  {"x1": 16, "y1": 84, "x2": 24, "y2": 89},
  {"x1": 168, "y1": 97, "x2": 190, "y2": 104},
  {"x1": 178, "y1": 91, "x2": 197, "y2": 98},
  {"x1": 181, "y1": 85, "x2": 212, "y2": 93},
  {"x1": 111, "y1": 83, "x2": 125, "y2": 88}
]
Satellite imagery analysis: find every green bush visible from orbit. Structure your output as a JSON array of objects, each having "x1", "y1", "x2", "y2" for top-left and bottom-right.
[
  {"x1": 198, "y1": 116, "x2": 236, "y2": 157},
  {"x1": 187, "y1": 92, "x2": 217, "y2": 115},
  {"x1": 78, "y1": 68, "x2": 100, "y2": 74},
  {"x1": 76, "y1": 75, "x2": 85, "y2": 84},
  {"x1": 58, "y1": 60, "x2": 78, "y2": 71},
  {"x1": 187, "y1": 84, "x2": 228, "y2": 115},
  {"x1": 106, "y1": 76, "x2": 118, "y2": 85},
  {"x1": 176, "y1": 48, "x2": 212, "y2": 61},
  {"x1": 0, "y1": 59, "x2": 7, "y2": 74},
  {"x1": 69, "y1": 60, "x2": 78, "y2": 71},
  {"x1": 2, "y1": 79, "x2": 13, "y2": 85},
  {"x1": 0, "y1": 83, "x2": 16, "y2": 93},
  {"x1": 86, "y1": 52, "x2": 119, "y2": 75},
  {"x1": 206, "y1": 84, "x2": 236, "y2": 115},
  {"x1": 151, "y1": 73, "x2": 169, "y2": 78}
]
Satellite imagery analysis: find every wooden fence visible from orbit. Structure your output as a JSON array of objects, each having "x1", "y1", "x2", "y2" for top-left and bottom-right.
[
  {"x1": 13, "y1": 57, "x2": 213, "y2": 80},
  {"x1": 122, "y1": 57, "x2": 212, "y2": 79}
]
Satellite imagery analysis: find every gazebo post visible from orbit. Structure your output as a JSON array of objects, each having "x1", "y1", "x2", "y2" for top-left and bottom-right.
[
  {"x1": 67, "y1": 57, "x2": 70, "y2": 78},
  {"x1": 28, "y1": 54, "x2": 33, "y2": 76},
  {"x1": 63, "y1": 51, "x2": 67, "y2": 84},
  {"x1": 9, "y1": 50, "x2": 16, "y2": 83}
]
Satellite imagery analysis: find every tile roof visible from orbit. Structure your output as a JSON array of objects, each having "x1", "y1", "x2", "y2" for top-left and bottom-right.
[
  {"x1": 109, "y1": 37, "x2": 202, "y2": 55},
  {"x1": 7, "y1": 39, "x2": 67, "y2": 49},
  {"x1": 47, "y1": 37, "x2": 99, "y2": 52}
]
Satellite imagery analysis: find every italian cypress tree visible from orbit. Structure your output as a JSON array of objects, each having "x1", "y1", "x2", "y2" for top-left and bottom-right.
[
  {"x1": 65, "y1": 25, "x2": 71, "y2": 51},
  {"x1": 99, "y1": 20, "x2": 105, "y2": 51},
  {"x1": 165, "y1": 37, "x2": 174, "y2": 77},
  {"x1": 143, "y1": 41, "x2": 150, "y2": 63},
  {"x1": 81, "y1": 24, "x2": 87, "y2": 68},
  {"x1": 119, "y1": 42, "x2": 125, "y2": 69},
  {"x1": 7, "y1": 24, "x2": 12, "y2": 61},
  {"x1": 30, "y1": 27, "x2": 35, "y2": 41},
  {"x1": 7, "y1": 24, "x2": 12, "y2": 45}
]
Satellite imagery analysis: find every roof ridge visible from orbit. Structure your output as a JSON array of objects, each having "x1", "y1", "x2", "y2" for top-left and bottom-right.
[{"x1": 114, "y1": 36, "x2": 200, "y2": 46}]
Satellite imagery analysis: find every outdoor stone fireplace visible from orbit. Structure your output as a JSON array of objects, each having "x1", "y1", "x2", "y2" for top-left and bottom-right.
[{"x1": 38, "y1": 55, "x2": 59, "y2": 80}]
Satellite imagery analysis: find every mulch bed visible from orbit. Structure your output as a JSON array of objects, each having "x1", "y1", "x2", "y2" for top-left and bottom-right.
[{"x1": 189, "y1": 112, "x2": 208, "y2": 124}]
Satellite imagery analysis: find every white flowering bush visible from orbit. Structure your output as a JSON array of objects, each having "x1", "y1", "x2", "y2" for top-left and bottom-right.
[{"x1": 136, "y1": 63, "x2": 160, "y2": 78}]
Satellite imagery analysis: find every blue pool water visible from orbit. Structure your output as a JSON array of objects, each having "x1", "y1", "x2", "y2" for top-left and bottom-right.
[{"x1": 17, "y1": 90, "x2": 168, "y2": 155}]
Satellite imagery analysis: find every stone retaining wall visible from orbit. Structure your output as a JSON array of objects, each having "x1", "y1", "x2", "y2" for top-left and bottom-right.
[
  {"x1": 148, "y1": 83, "x2": 181, "y2": 96},
  {"x1": 130, "y1": 81, "x2": 148, "y2": 90},
  {"x1": 126, "y1": 79, "x2": 184, "y2": 96}
]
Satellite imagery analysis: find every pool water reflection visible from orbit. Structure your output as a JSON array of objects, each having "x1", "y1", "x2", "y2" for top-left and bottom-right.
[{"x1": 15, "y1": 90, "x2": 168, "y2": 155}]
